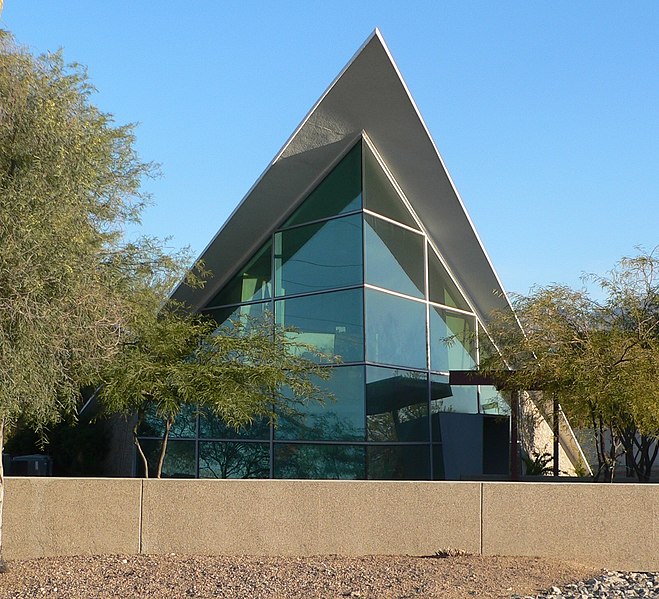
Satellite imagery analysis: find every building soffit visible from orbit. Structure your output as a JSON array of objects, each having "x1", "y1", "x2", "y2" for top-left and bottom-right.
[{"x1": 171, "y1": 30, "x2": 513, "y2": 327}]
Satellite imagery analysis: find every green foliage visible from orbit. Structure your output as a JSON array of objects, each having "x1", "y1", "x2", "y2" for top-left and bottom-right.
[
  {"x1": 0, "y1": 32, "x2": 197, "y2": 444},
  {"x1": 481, "y1": 250, "x2": 659, "y2": 481},
  {"x1": 99, "y1": 308, "x2": 330, "y2": 477},
  {"x1": 522, "y1": 451, "x2": 554, "y2": 476},
  {"x1": 0, "y1": 32, "x2": 166, "y2": 437}
]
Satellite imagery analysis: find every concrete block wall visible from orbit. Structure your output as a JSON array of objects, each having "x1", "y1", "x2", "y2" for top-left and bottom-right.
[{"x1": 3, "y1": 478, "x2": 657, "y2": 571}]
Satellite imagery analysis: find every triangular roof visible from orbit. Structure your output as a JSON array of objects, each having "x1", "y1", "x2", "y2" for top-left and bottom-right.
[{"x1": 172, "y1": 30, "x2": 512, "y2": 325}]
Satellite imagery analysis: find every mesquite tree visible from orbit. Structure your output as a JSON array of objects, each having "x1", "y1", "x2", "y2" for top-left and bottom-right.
[
  {"x1": 0, "y1": 32, "x2": 175, "y2": 566},
  {"x1": 99, "y1": 309, "x2": 329, "y2": 478},
  {"x1": 480, "y1": 251, "x2": 659, "y2": 482}
]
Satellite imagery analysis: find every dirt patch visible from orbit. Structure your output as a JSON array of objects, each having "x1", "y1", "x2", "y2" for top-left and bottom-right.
[{"x1": 0, "y1": 554, "x2": 600, "y2": 598}]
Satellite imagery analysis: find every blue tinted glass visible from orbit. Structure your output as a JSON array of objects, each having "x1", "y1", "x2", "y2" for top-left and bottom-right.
[
  {"x1": 429, "y1": 306, "x2": 476, "y2": 372},
  {"x1": 365, "y1": 289, "x2": 426, "y2": 369},
  {"x1": 275, "y1": 288, "x2": 364, "y2": 363},
  {"x1": 284, "y1": 142, "x2": 362, "y2": 227},
  {"x1": 364, "y1": 214, "x2": 425, "y2": 298},
  {"x1": 199, "y1": 442, "x2": 270, "y2": 478},
  {"x1": 274, "y1": 443, "x2": 365, "y2": 479},
  {"x1": 366, "y1": 367, "x2": 428, "y2": 441},
  {"x1": 276, "y1": 366, "x2": 365, "y2": 441},
  {"x1": 275, "y1": 214, "x2": 362, "y2": 296}
]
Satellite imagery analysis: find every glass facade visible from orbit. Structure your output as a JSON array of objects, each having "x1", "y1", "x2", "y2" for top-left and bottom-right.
[{"x1": 138, "y1": 137, "x2": 510, "y2": 481}]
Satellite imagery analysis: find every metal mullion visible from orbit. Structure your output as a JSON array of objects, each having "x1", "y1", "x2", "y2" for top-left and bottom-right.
[
  {"x1": 275, "y1": 209, "x2": 363, "y2": 234},
  {"x1": 362, "y1": 208, "x2": 425, "y2": 236}
]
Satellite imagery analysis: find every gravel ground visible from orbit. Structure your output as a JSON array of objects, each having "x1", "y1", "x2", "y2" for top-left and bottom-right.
[{"x1": 0, "y1": 554, "x2": 604, "y2": 598}]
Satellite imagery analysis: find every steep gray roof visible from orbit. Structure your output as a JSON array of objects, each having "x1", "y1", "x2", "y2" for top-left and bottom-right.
[{"x1": 172, "y1": 30, "x2": 512, "y2": 325}]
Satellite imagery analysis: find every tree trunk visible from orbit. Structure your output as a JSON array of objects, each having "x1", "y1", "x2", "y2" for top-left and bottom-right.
[
  {"x1": 132, "y1": 408, "x2": 149, "y2": 478},
  {"x1": 155, "y1": 416, "x2": 173, "y2": 479},
  {"x1": 0, "y1": 417, "x2": 7, "y2": 572}
]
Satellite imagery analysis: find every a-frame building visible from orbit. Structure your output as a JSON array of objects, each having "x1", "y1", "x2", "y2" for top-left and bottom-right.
[{"x1": 140, "y1": 30, "x2": 584, "y2": 480}]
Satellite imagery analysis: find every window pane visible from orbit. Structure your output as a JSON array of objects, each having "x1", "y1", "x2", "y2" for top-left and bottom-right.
[
  {"x1": 366, "y1": 445, "x2": 430, "y2": 480},
  {"x1": 199, "y1": 409, "x2": 270, "y2": 440},
  {"x1": 275, "y1": 214, "x2": 362, "y2": 296},
  {"x1": 363, "y1": 143, "x2": 419, "y2": 229},
  {"x1": 428, "y1": 246, "x2": 470, "y2": 310},
  {"x1": 138, "y1": 439, "x2": 196, "y2": 478},
  {"x1": 199, "y1": 442, "x2": 270, "y2": 479},
  {"x1": 366, "y1": 367, "x2": 428, "y2": 441},
  {"x1": 138, "y1": 403, "x2": 197, "y2": 439},
  {"x1": 364, "y1": 214, "x2": 425, "y2": 298},
  {"x1": 275, "y1": 289, "x2": 364, "y2": 363},
  {"x1": 365, "y1": 289, "x2": 426, "y2": 369},
  {"x1": 207, "y1": 241, "x2": 272, "y2": 307},
  {"x1": 430, "y1": 374, "x2": 478, "y2": 419},
  {"x1": 429, "y1": 306, "x2": 476, "y2": 372},
  {"x1": 284, "y1": 142, "x2": 362, "y2": 227},
  {"x1": 274, "y1": 443, "x2": 365, "y2": 479},
  {"x1": 276, "y1": 366, "x2": 365, "y2": 441},
  {"x1": 480, "y1": 385, "x2": 511, "y2": 416},
  {"x1": 203, "y1": 302, "x2": 269, "y2": 331}
]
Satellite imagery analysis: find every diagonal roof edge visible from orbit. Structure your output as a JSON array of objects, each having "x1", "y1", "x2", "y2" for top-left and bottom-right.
[{"x1": 171, "y1": 30, "x2": 514, "y2": 327}]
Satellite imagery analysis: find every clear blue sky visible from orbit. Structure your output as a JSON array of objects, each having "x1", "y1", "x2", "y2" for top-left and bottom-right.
[{"x1": 3, "y1": 2, "x2": 658, "y2": 296}]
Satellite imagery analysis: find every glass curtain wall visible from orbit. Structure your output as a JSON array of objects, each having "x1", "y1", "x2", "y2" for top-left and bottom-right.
[{"x1": 137, "y1": 137, "x2": 509, "y2": 480}]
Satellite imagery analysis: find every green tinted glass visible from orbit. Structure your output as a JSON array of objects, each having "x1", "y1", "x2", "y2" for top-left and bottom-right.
[
  {"x1": 274, "y1": 214, "x2": 362, "y2": 296},
  {"x1": 366, "y1": 366, "x2": 428, "y2": 442},
  {"x1": 363, "y1": 143, "x2": 419, "y2": 229},
  {"x1": 139, "y1": 439, "x2": 196, "y2": 478},
  {"x1": 284, "y1": 142, "x2": 362, "y2": 227},
  {"x1": 366, "y1": 445, "x2": 430, "y2": 480},
  {"x1": 276, "y1": 366, "x2": 365, "y2": 441},
  {"x1": 274, "y1": 443, "x2": 365, "y2": 479},
  {"x1": 428, "y1": 246, "x2": 470, "y2": 310},
  {"x1": 207, "y1": 241, "x2": 271, "y2": 307},
  {"x1": 199, "y1": 442, "x2": 270, "y2": 478},
  {"x1": 364, "y1": 214, "x2": 425, "y2": 298},
  {"x1": 365, "y1": 289, "x2": 426, "y2": 369},
  {"x1": 479, "y1": 385, "x2": 510, "y2": 416},
  {"x1": 275, "y1": 288, "x2": 364, "y2": 363},
  {"x1": 429, "y1": 306, "x2": 476, "y2": 372},
  {"x1": 203, "y1": 302, "x2": 269, "y2": 331}
]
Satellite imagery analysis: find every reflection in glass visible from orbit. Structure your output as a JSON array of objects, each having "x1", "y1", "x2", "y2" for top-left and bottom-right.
[
  {"x1": 139, "y1": 439, "x2": 196, "y2": 478},
  {"x1": 207, "y1": 241, "x2": 272, "y2": 307},
  {"x1": 199, "y1": 442, "x2": 269, "y2": 478},
  {"x1": 479, "y1": 385, "x2": 511, "y2": 416},
  {"x1": 275, "y1": 288, "x2": 364, "y2": 363},
  {"x1": 284, "y1": 142, "x2": 362, "y2": 227},
  {"x1": 430, "y1": 374, "x2": 478, "y2": 414},
  {"x1": 274, "y1": 443, "x2": 365, "y2": 479},
  {"x1": 364, "y1": 214, "x2": 425, "y2": 298},
  {"x1": 274, "y1": 214, "x2": 362, "y2": 296},
  {"x1": 276, "y1": 366, "x2": 365, "y2": 441},
  {"x1": 363, "y1": 143, "x2": 419, "y2": 229},
  {"x1": 138, "y1": 402, "x2": 197, "y2": 439},
  {"x1": 199, "y1": 408, "x2": 270, "y2": 440},
  {"x1": 429, "y1": 306, "x2": 476, "y2": 372},
  {"x1": 366, "y1": 445, "x2": 430, "y2": 480},
  {"x1": 365, "y1": 289, "x2": 426, "y2": 369},
  {"x1": 366, "y1": 367, "x2": 428, "y2": 441},
  {"x1": 203, "y1": 302, "x2": 268, "y2": 332},
  {"x1": 427, "y1": 246, "x2": 470, "y2": 310}
]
